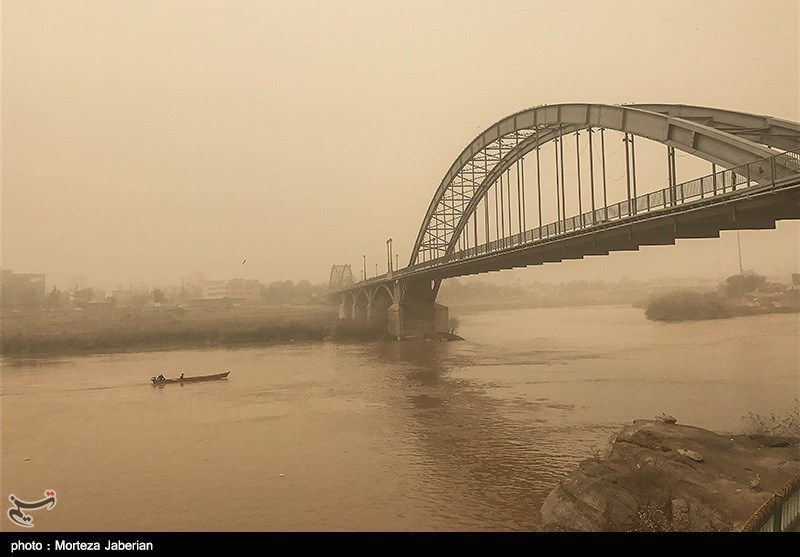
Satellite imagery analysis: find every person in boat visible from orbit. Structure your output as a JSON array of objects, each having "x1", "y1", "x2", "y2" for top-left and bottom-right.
[
  {"x1": 179, "y1": 373, "x2": 184, "y2": 380},
  {"x1": 156, "y1": 374, "x2": 165, "y2": 381}
]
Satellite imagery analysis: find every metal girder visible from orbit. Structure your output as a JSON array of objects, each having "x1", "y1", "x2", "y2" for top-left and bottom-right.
[
  {"x1": 410, "y1": 103, "x2": 799, "y2": 266},
  {"x1": 631, "y1": 104, "x2": 800, "y2": 152},
  {"x1": 328, "y1": 264, "x2": 354, "y2": 292}
]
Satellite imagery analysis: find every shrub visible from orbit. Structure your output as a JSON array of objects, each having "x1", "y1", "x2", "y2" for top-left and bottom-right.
[
  {"x1": 740, "y1": 400, "x2": 800, "y2": 438},
  {"x1": 645, "y1": 291, "x2": 731, "y2": 322}
]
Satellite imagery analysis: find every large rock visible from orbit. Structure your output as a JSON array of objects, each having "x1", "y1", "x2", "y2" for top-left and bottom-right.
[{"x1": 539, "y1": 420, "x2": 800, "y2": 531}]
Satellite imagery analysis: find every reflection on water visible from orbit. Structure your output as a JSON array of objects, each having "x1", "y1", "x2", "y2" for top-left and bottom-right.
[
  {"x1": 367, "y1": 338, "x2": 604, "y2": 531},
  {"x1": 1, "y1": 306, "x2": 797, "y2": 531},
  {"x1": 1, "y1": 357, "x2": 74, "y2": 369}
]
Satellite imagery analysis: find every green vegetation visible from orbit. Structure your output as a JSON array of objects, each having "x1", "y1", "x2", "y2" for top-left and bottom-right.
[
  {"x1": 0, "y1": 305, "x2": 389, "y2": 356},
  {"x1": 0, "y1": 322, "x2": 388, "y2": 356},
  {"x1": 644, "y1": 272, "x2": 799, "y2": 322},
  {"x1": 645, "y1": 291, "x2": 731, "y2": 322}
]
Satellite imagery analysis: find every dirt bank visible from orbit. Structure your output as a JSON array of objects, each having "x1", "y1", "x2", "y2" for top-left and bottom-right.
[{"x1": 540, "y1": 419, "x2": 800, "y2": 531}]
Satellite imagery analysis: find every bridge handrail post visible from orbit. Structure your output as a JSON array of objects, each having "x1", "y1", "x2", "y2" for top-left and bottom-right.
[
  {"x1": 746, "y1": 163, "x2": 751, "y2": 188},
  {"x1": 770, "y1": 155, "x2": 777, "y2": 188}
]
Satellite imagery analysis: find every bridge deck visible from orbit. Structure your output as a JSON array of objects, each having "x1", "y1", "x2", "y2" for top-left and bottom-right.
[{"x1": 337, "y1": 148, "x2": 800, "y2": 293}]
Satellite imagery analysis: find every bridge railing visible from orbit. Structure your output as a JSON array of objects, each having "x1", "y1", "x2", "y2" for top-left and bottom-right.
[
  {"x1": 740, "y1": 474, "x2": 800, "y2": 532},
  {"x1": 407, "y1": 148, "x2": 800, "y2": 272}
]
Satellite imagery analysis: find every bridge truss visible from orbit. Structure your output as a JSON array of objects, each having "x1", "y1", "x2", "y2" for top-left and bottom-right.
[{"x1": 410, "y1": 104, "x2": 800, "y2": 267}]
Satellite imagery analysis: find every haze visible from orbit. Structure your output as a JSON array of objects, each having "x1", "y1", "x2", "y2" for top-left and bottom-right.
[{"x1": 2, "y1": 0, "x2": 798, "y2": 291}]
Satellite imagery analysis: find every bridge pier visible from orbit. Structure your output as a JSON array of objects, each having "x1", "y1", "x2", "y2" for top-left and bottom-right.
[
  {"x1": 330, "y1": 105, "x2": 800, "y2": 344},
  {"x1": 335, "y1": 279, "x2": 450, "y2": 340},
  {"x1": 351, "y1": 297, "x2": 367, "y2": 322},
  {"x1": 338, "y1": 295, "x2": 352, "y2": 320},
  {"x1": 387, "y1": 301, "x2": 449, "y2": 340},
  {"x1": 388, "y1": 278, "x2": 449, "y2": 340}
]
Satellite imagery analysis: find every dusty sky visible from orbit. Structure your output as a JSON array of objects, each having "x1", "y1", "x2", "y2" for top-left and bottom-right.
[{"x1": 2, "y1": 0, "x2": 798, "y2": 291}]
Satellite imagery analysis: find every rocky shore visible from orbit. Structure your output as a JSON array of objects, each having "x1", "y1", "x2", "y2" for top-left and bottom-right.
[{"x1": 540, "y1": 418, "x2": 800, "y2": 531}]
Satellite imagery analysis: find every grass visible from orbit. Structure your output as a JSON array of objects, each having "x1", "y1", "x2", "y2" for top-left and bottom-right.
[
  {"x1": 0, "y1": 305, "x2": 389, "y2": 356},
  {"x1": 740, "y1": 400, "x2": 800, "y2": 438}
]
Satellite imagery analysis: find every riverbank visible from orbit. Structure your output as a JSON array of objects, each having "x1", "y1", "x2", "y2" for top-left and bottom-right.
[
  {"x1": 540, "y1": 418, "x2": 800, "y2": 531},
  {"x1": 643, "y1": 273, "x2": 800, "y2": 322},
  {"x1": 3, "y1": 304, "x2": 796, "y2": 531},
  {"x1": 645, "y1": 290, "x2": 800, "y2": 322},
  {"x1": 0, "y1": 304, "x2": 389, "y2": 356}
]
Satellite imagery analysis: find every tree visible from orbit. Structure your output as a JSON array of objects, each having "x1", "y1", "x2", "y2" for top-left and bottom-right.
[
  {"x1": 73, "y1": 287, "x2": 95, "y2": 304},
  {"x1": 645, "y1": 291, "x2": 731, "y2": 322},
  {"x1": 262, "y1": 280, "x2": 294, "y2": 305},
  {"x1": 294, "y1": 280, "x2": 313, "y2": 303},
  {"x1": 723, "y1": 272, "x2": 767, "y2": 297},
  {"x1": 46, "y1": 286, "x2": 62, "y2": 308},
  {"x1": 152, "y1": 288, "x2": 166, "y2": 304}
]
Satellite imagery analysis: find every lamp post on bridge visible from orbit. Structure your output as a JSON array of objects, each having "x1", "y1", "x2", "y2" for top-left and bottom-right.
[
  {"x1": 386, "y1": 238, "x2": 393, "y2": 274},
  {"x1": 363, "y1": 255, "x2": 366, "y2": 282}
]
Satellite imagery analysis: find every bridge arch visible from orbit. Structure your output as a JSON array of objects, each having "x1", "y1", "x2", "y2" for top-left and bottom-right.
[
  {"x1": 352, "y1": 289, "x2": 370, "y2": 321},
  {"x1": 373, "y1": 283, "x2": 395, "y2": 303},
  {"x1": 410, "y1": 103, "x2": 800, "y2": 265},
  {"x1": 370, "y1": 284, "x2": 394, "y2": 331}
]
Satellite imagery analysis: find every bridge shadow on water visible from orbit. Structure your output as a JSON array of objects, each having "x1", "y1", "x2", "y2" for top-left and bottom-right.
[{"x1": 365, "y1": 339, "x2": 588, "y2": 531}]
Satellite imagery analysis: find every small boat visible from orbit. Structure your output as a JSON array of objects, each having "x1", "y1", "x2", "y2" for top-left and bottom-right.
[{"x1": 151, "y1": 371, "x2": 230, "y2": 385}]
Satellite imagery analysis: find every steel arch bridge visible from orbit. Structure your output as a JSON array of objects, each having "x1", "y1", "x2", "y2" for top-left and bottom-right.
[
  {"x1": 412, "y1": 103, "x2": 800, "y2": 266},
  {"x1": 332, "y1": 103, "x2": 800, "y2": 338}
]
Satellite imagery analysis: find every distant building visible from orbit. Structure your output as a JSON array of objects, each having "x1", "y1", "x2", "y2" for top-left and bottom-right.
[
  {"x1": 66, "y1": 286, "x2": 108, "y2": 308},
  {"x1": 110, "y1": 288, "x2": 152, "y2": 309},
  {"x1": 202, "y1": 278, "x2": 261, "y2": 303},
  {"x1": 1, "y1": 270, "x2": 46, "y2": 308},
  {"x1": 203, "y1": 280, "x2": 229, "y2": 299},
  {"x1": 228, "y1": 279, "x2": 261, "y2": 302}
]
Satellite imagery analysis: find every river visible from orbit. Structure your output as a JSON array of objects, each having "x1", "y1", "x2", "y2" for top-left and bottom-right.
[{"x1": 1, "y1": 305, "x2": 797, "y2": 531}]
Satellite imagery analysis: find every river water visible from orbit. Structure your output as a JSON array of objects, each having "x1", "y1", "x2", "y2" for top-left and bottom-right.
[{"x1": 1, "y1": 306, "x2": 797, "y2": 531}]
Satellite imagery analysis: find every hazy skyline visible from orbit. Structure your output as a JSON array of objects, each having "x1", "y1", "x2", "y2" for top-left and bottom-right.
[{"x1": 3, "y1": 0, "x2": 798, "y2": 292}]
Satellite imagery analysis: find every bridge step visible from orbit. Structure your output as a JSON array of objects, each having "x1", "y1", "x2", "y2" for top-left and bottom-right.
[{"x1": 335, "y1": 182, "x2": 800, "y2": 289}]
